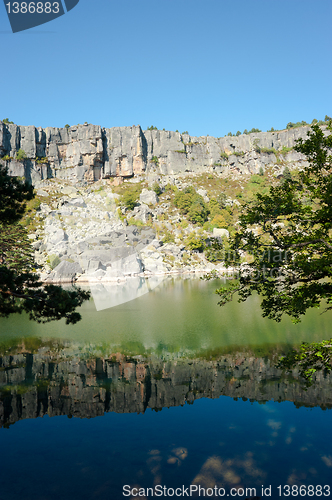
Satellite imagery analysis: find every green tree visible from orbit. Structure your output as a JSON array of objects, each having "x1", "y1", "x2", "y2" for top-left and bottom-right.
[
  {"x1": 0, "y1": 166, "x2": 90, "y2": 324},
  {"x1": 282, "y1": 166, "x2": 292, "y2": 181},
  {"x1": 174, "y1": 187, "x2": 209, "y2": 224},
  {"x1": 211, "y1": 124, "x2": 332, "y2": 323}
]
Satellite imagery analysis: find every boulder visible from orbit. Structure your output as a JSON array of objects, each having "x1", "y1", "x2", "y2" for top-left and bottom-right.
[
  {"x1": 47, "y1": 260, "x2": 82, "y2": 282},
  {"x1": 133, "y1": 203, "x2": 153, "y2": 224},
  {"x1": 213, "y1": 228, "x2": 229, "y2": 239},
  {"x1": 197, "y1": 188, "x2": 209, "y2": 202},
  {"x1": 139, "y1": 188, "x2": 158, "y2": 205}
]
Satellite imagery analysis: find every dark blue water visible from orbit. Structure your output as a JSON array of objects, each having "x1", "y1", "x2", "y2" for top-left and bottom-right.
[{"x1": 1, "y1": 397, "x2": 331, "y2": 499}]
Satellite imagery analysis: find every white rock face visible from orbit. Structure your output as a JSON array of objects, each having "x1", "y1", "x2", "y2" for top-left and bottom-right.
[
  {"x1": 213, "y1": 228, "x2": 230, "y2": 239},
  {"x1": 0, "y1": 120, "x2": 318, "y2": 183}
]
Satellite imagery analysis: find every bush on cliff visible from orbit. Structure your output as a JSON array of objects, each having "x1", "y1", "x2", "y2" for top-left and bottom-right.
[{"x1": 16, "y1": 149, "x2": 27, "y2": 161}]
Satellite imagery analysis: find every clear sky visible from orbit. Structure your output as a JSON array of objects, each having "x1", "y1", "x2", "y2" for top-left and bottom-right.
[{"x1": 1, "y1": 0, "x2": 331, "y2": 137}]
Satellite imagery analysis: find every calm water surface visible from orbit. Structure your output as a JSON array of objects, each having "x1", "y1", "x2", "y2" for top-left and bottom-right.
[{"x1": 0, "y1": 278, "x2": 331, "y2": 499}]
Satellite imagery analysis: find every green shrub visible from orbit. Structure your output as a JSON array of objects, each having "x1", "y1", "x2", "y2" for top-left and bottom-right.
[
  {"x1": 36, "y1": 156, "x2": 49, "y2": 164},
  {"x1": 286, "y1": 120, "x2": 308, "y2": 129},
  {"x1": 165, "y1": 183, "x2": 177, "y2": 192},
  {"x1": 3, "y1": 118, "x2": 14, "y2": 124},
  {"x1": 282, "y1": 166, "x2": 292, "y2": 181},
  {"x1": 280, "y1": 146, "x2": 293, "y2": 154},
  {"x1": 65, "y1": 124, "x2": 70, "y2": 128},
  {"x1": 188, "y1": 200, "x2": 209, "y2": 224},
  {"x1": 147, "y1": 125, "x2": 158, "y2": 131},
  {"x1": 185, "y1": 233, "x2": 205, "y2": 252},
  {"x1": 260, "y1": 147, "x2": 277, "y2": 154},
  {"x1": 204, "y1": 237, "x2": 224, "y2": 262},
  {"x1": 174, "y1": 187, "x2": 209, "y2": 224},
  {"x1": 16, "y1": 149, "x2": 27, "y2": 161},
  {"x1": 121, "y1": 185, "x2": 142, "y2": 210},
  {"x1": 152, "y1": 182, "x2": 162, "y2": 196},
  {"x1": 151, "y1": 156, "x2": 159, "y2": 166},
  {"x1": 162, "y1": 229, "x2": 175, "y2": 243}
]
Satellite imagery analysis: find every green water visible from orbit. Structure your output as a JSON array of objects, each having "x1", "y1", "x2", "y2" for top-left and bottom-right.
[{"x1": 0, "y1": 277, "x2": 330, "y2": 353}]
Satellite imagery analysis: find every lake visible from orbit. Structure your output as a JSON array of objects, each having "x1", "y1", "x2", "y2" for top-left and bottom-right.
[{"x1": 0, "y1": 277, "x2": 331, "y2": 499}]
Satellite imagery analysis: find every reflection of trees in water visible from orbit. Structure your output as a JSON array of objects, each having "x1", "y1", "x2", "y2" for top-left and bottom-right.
[{"x1": 277, "y1": 338, "x2": 332, "y2": 386}]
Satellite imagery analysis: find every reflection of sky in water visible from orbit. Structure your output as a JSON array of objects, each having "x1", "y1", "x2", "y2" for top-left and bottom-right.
[
  {"x1": 1, "y1": 397, "x2": 331, "y2": 499},
  {"x1": 90, "y1": 276, "x2": 166, "y2": 311}
]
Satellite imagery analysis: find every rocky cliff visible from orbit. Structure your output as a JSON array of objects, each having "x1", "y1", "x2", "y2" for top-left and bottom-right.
[
  {"x1": 1, "y1": 121, "x2": 320, "y2": 184},
  {"x1": 1, "y1": 344, "x2": 331, "y2": 427}
]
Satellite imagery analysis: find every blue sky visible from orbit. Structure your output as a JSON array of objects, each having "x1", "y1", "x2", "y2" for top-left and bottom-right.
[{"x1": 1, "y1": 0, "x2": 331, "y2": 137}]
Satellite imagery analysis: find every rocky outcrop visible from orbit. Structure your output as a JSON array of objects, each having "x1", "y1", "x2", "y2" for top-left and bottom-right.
[
  {"x1": 1, "y1": 343, "x2": 331, "y2": 427},
  {"x1": 1, "y1": 121, "x2": 323, "y2": 183},
  {"x1": 30, "y1": 181, "x2": 219, "y2": 283}
]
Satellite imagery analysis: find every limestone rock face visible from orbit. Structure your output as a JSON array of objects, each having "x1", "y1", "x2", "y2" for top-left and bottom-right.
[{"x1": 1, "y1": 120, "x2": 323, "y2": 183}]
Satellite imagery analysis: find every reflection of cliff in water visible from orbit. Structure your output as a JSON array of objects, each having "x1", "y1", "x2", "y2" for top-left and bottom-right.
[{"x1": 1, "y1": 340, "x2": 331, "y2": 427}]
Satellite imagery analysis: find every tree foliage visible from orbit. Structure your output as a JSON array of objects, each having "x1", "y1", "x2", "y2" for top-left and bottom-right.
[
  {"x1": 211, "y1": 124, "x2": 332, "y2": 323},
  {"x1": 0, "y1": 165, "x2": 90, "y2": 324},
  {"x1": 277, "y1": 338, "x2": 332, "y2": 387},
  {"x1": 174, "y1": 187, "x2": 209, "y2": 224}
]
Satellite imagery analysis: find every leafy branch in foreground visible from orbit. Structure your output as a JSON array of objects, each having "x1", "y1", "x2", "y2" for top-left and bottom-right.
[
  {"x1": 212, "y1": 124, "x2": 332, "y2": 323},
  {"x1": 277, "y1": 339, "x2": 332, "y2": 387},
  {"x1": 0, "y1": 165, "x2": 90, "y2": 324}
]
